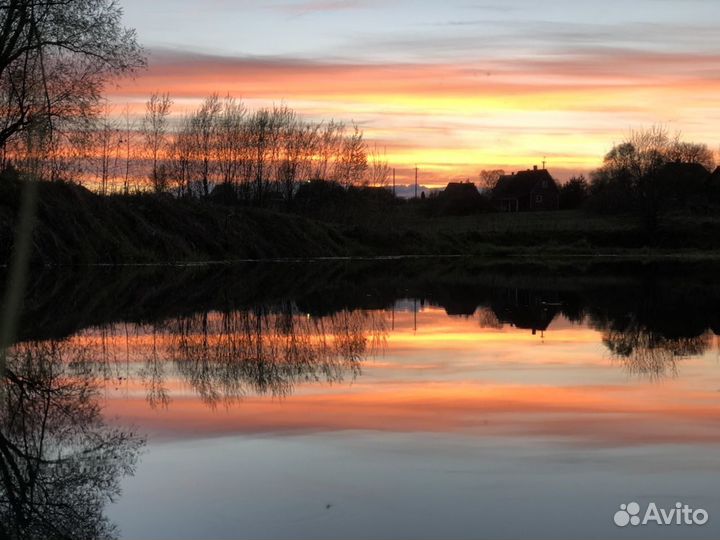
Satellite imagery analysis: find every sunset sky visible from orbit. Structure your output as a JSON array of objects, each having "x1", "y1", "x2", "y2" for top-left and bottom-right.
[{"x1": 110, "y1": 0, "x2": 720, "y2": 184}]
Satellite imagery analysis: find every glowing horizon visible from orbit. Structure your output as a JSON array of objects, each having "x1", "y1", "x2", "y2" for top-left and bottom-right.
[{"x1": 106, "y1": 0, "x2": 720, "y2": 186}]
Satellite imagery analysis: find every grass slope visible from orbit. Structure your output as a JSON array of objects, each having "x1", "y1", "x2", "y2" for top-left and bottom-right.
[
  {"x1": 0, "y1": 180, "x2": 354, "y2": 264},
  {"x1": 2, "y1": 179, "x2": 720, "y2": 265}
]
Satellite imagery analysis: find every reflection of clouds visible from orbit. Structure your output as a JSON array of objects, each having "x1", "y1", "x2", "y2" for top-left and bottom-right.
[
  {"x1": 30, "y1": 299, "x2": 720, "y2": 450},
  {"x1": 102, "y1": 379, "x2": 720, "y2": 447},
  {"x1": 109, "y1": 42, "x2": 720, "y2": 182}
]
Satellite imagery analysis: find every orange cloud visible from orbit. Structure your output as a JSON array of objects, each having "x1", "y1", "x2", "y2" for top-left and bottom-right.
[{"x1": 108, "y1": 47, "x2": 720, "y2": 183}]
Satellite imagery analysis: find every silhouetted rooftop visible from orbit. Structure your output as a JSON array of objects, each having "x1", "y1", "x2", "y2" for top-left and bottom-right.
[
  {"x1": 658, "y1": 161, "x2": 710, "y2": 180},
  {"x1": 493, "y1": 168, "x2": 555, "y2": 199},
  {"x1": 442, "y1": 182, "x2": 481, "y2": 198}
]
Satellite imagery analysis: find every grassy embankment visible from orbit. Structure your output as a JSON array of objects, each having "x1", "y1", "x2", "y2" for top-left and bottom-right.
[
  {"x1": 2, "y1": 178, "x2": 720, "y2": 265},
  {"x1": 0, "y1": 179, "x2": 352, "y2": 264}
]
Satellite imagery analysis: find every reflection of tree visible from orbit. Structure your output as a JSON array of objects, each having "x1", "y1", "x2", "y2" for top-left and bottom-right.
[
  {"x1": 0, "y1": 341, "x2": 144, "y2": 540},
  {"x1": 154, "y1": 306, "x2": 386, "y2": 407},
  {"x1": 477, "y1": 308, "x2": 503, "y2": 329},
  {"x1": 603, "y1": 326, "x2": 710, "y2": 379},
  {"x1": 138, "y1": 329, "x2": 171, "y2": 409}
]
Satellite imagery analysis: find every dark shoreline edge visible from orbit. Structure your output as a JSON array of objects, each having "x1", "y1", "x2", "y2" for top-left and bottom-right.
[{"x1": 6, "y1": 257, "x2": 720, "y2": 345}]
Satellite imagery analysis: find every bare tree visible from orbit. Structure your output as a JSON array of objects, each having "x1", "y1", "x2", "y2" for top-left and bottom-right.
[
  {"x1": 591, "y1": 126, "x2": 716, "y2": 226},
  {"x1": 215, "y1": 96, "x2": 246, "y2": 190},
  {"x1": 276, "y1": 107, "x2": 302, "y2": 203},
  {"x1": 366, "y1": 143, "x2": 390, "y2": 187},
  {"x1": 190, "y1": 94, "x2": 221, "y2": 197},
  {"x1": 169, "y1": 114, "x2": 195, "y2": 197},
  {"x1": 281, "y1": 119, "x2": 318, "y2": 203},
  {"x1": 154, "y1": 98, "x2": 372, "y2": 203},
  {"x1": 0, "y1": 340, "x2": 144, "y2": 539},
  {"x1": 95, "y1": 104, "x2": 121, "y2": 195},
  {"x1": 313, "y1": 120, "x2": 344, "y2": 180},
  {"x1": 336, "y1": 123, "x2": 367, "y2": 187},
  {"x1": 121, "y1": 104, "x2": 136, "y2": 194},
  {"x1": 666, "y1": 138, "x2": 715, "y2": 170},
  {"x1": 142, "y1": 92, "x2": 173, "y2": 192},
  {"x1": 247, "y1": 107, "x2": 273, "y2": 203},
  {"x1": 0, "y1": 0, "x2": 145, "y2": 151},
  {"x1": 479, "y1": 169, "x2": 505, "y2": 191}
]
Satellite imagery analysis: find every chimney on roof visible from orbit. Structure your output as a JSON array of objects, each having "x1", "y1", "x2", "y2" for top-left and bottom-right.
[{"x1": 533, "y1": 165, "x2": 538, "y2": 171}]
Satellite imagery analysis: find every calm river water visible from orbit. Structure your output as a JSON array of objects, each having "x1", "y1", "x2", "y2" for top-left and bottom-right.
[{"x1": 2, "y1": 260, "x2": 719, "y2": 539}]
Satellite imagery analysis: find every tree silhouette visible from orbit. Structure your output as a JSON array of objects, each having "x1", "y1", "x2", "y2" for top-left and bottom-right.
[
  {"x1": 0, "y1": 340, "x2": 144, "y2": 540},
  {"x1": 0, "y1": 0, "x2": 144, "y2": 149},
  {"x1": 590, "y1": 127, "x2": 715, "y2": 227}
]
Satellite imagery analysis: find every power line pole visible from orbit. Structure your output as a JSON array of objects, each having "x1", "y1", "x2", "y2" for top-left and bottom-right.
[
  {"x1": 413, "y1": 298, "x2": 417, "y2": 332},
  {"x1": 415, "y1": 166, "x2": 418, "y2": 199}
]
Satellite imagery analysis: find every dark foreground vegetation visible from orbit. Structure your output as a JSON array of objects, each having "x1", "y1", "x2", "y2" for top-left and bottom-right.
[
  {"x1": 0, "y1": 176, "x2": 354, "y2": 264},
  {"x1": 3, "y1": 172, "x2": 720, "y2": 265}
]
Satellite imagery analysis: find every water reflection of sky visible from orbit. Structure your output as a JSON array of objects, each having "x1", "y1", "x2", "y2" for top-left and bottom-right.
[{"x1": 87, "y1": 305, "x2": 720, "y2": 539}]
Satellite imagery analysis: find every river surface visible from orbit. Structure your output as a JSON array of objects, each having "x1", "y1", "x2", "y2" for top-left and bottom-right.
[{"x1": 2, "y1": 260, "x2": 719, "y2": 539}]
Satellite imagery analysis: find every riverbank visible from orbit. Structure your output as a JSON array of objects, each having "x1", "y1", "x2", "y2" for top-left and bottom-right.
[
  {"x1": 0, "y1": 179, "x2": 355, "y2": 264},
  {"x1": 2, "y1": 179, "x2": 720, "y2": 265}
]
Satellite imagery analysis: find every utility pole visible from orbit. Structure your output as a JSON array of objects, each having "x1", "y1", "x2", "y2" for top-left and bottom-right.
[
  {"x1": 392, "y1": 168, "x2": 396, "y2": 196},
  {"x1": 415, "y1": 166, "x2": 418, "y2": 199},
  {"x1": 413, "y1": 298, "x2": 417, "y2": 332}
]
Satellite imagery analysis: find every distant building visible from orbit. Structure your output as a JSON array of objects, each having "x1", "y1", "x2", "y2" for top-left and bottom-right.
[
  {"x1": 434, "y1": 181, "x2": 490, "y2": 215},
  {"x1": 442, "y1": 181, "x2": 482, "y2": 199},
  {"x1": 492, "y1": 166, "x2": 559, "y2": 212}
]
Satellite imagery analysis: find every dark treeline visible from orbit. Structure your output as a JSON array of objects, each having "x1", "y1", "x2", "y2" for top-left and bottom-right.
[
  {"x1": 9, "y1": 112, "x2": 719, "y2": 227},
  {"x1": 3, "y1": 93, "x2": 391, "y2": 205},
  {"x1": 555, "y1": 129, "x2": 718, "y2": 213},
  {"x1": 469, "y1": 127, "x2": 720, "y2": 224},
  {"x1": 580, "y1": 127, "x2": 720, "y2": 227}
]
